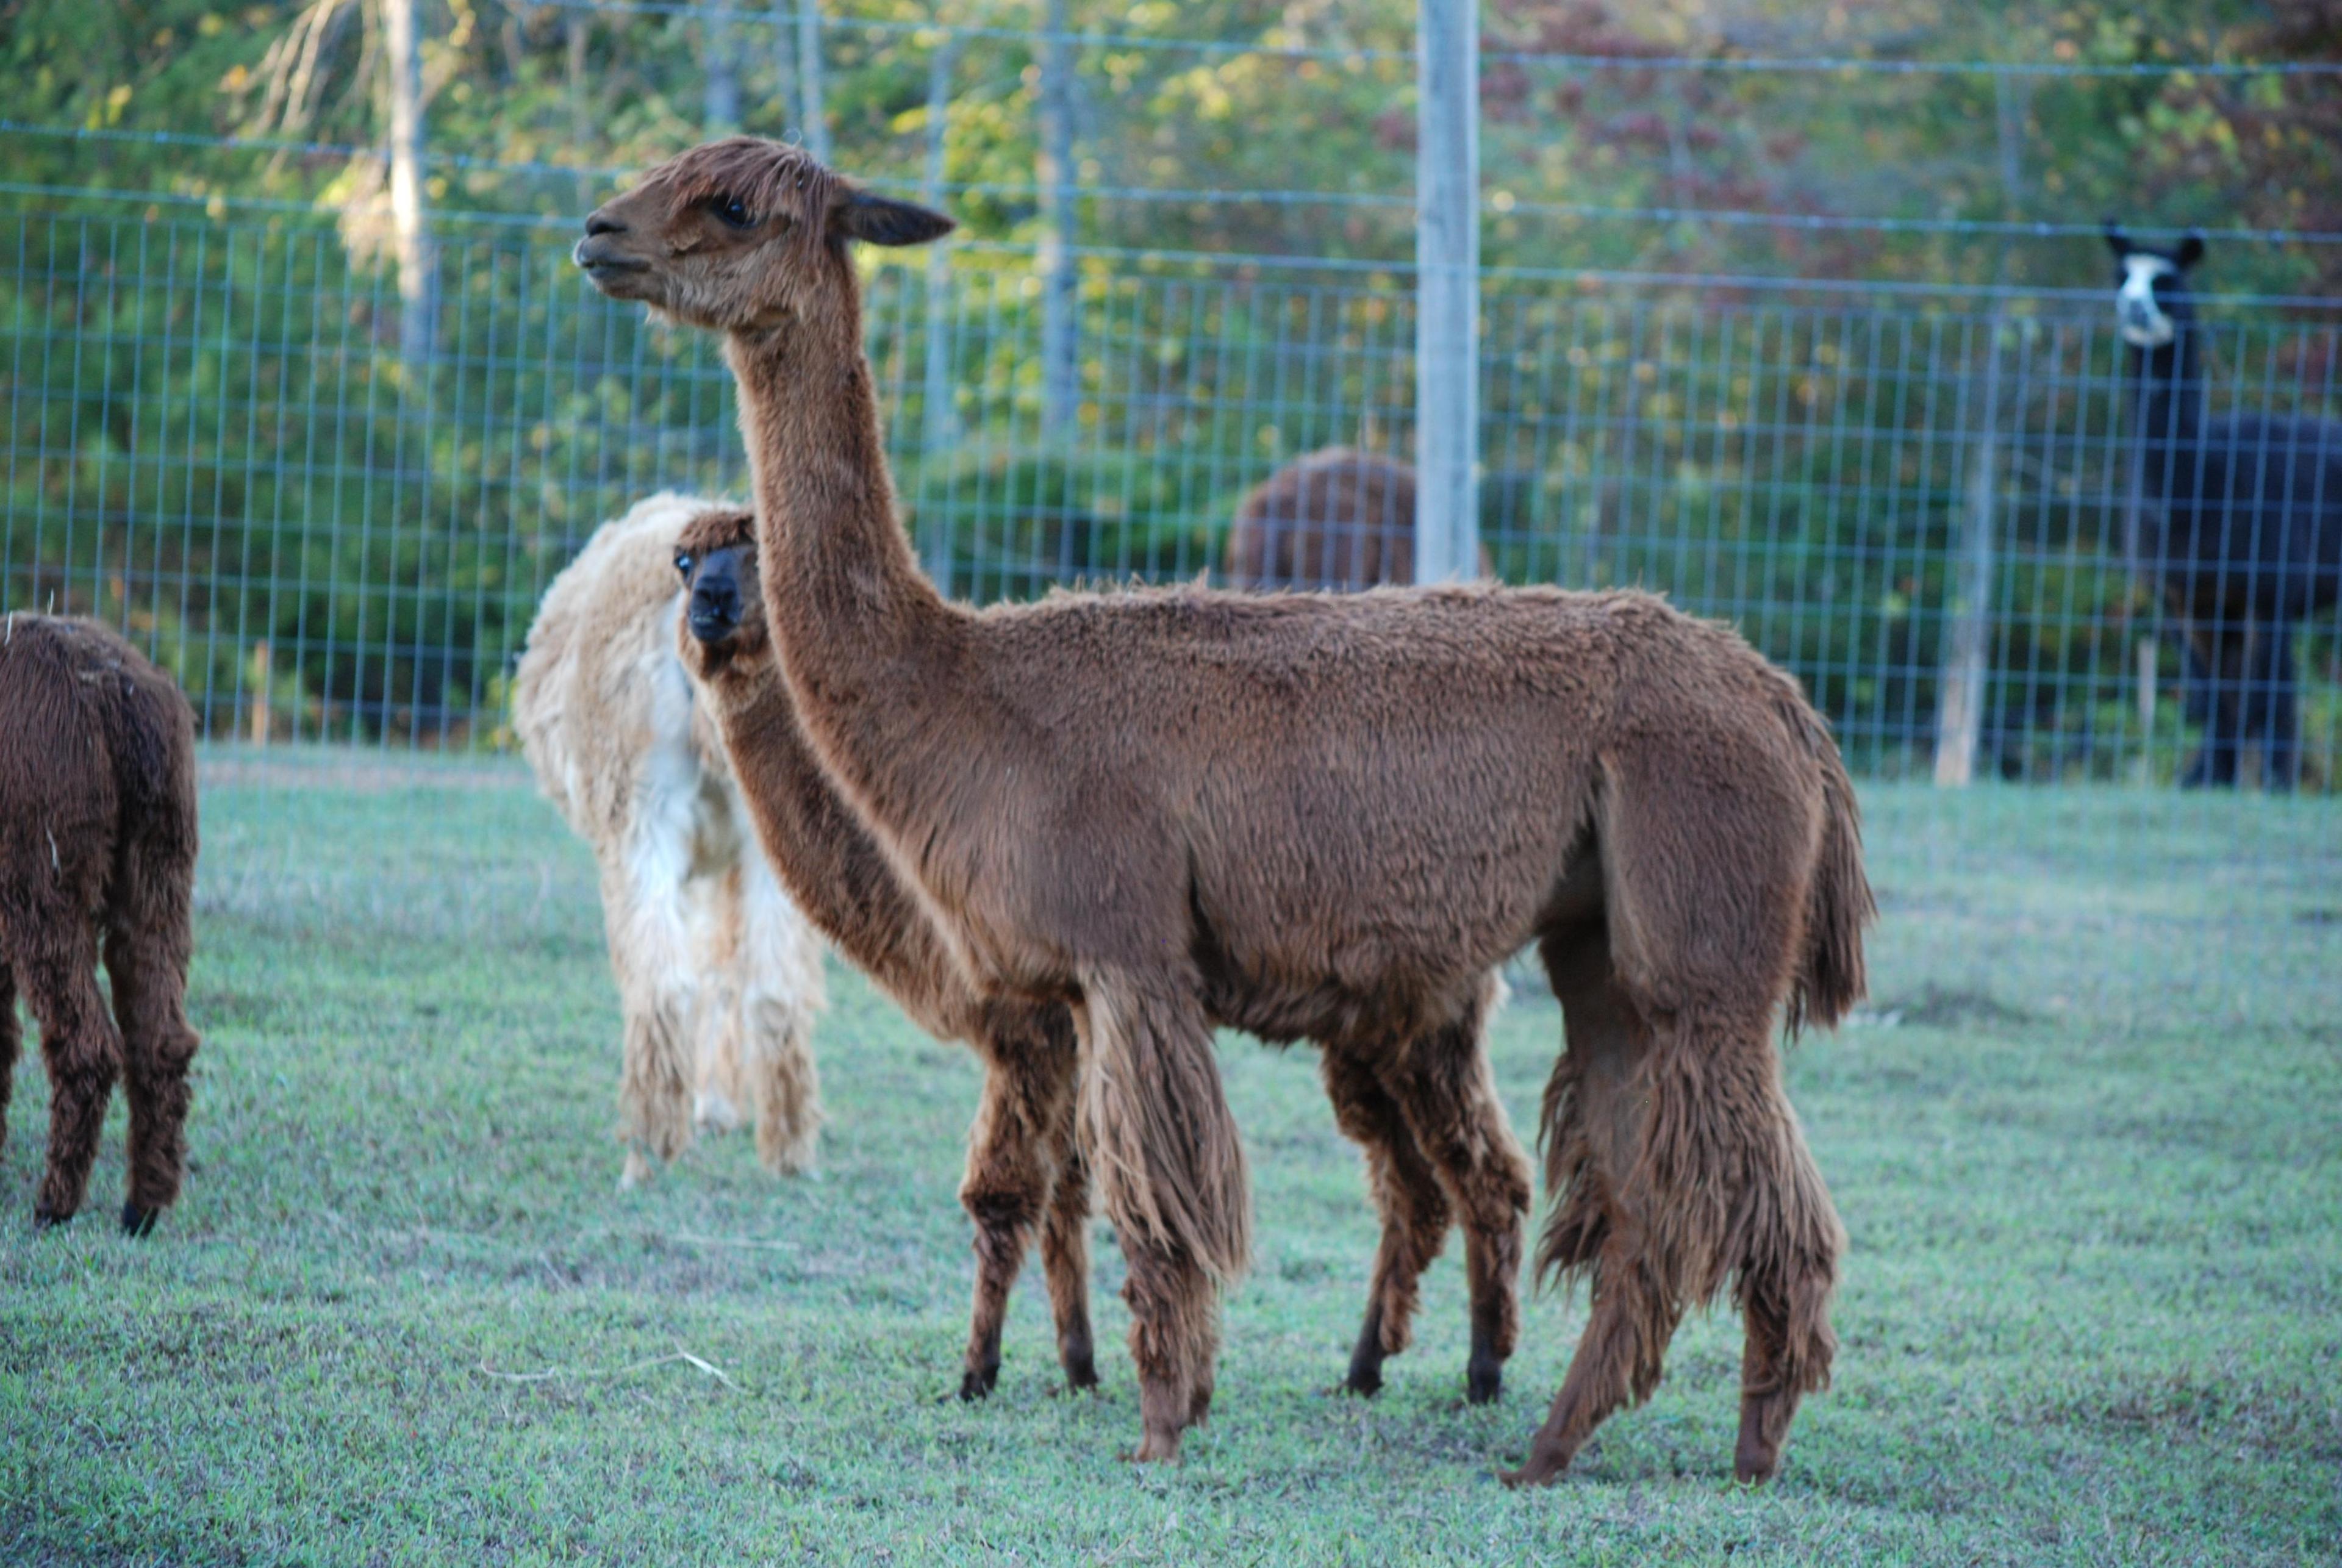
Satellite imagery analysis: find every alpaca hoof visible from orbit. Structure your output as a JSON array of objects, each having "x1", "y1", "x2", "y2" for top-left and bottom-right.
[
  {"x1": 617, "y1": 1150, "x2": 653, "y2": 1190},
  {"x1": 1465, "y1": 1354, "x2": 1503, "y2": 1405},
  {"x1": 1061, "y1": 1353, "x2": 1100, "y2": 1393},
  {"x1": 959, "y1": 1363, "x2": 999, "y2": 1402},
  {"x1": 120, "y1": 1202, "x2": 160, "y2": 1238},
  {"x1": 32, "y1": 1203, "x2": 74, "y2": 1231},
  {"x1": 1499, "y1": 1452, "x2": 1569, "y2": 1489},
  {"x1": 1341, "y1": 1362, "x2": 1384, "y2": 1398},
  {"x1": 1129, "y1": 1431, "x2": 1183, "y2": 1464}
]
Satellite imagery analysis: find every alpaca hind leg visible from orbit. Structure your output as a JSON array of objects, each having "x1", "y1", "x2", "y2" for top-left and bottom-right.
[
  {"x1": 1506, "y1": 933, "x2": 1670, "y2": 1486},
  {"x1": 18, "y1": 920, "x2": 121, "y2": 1228},
  {"x1": 104, "y1": 867, "x2": 200, "y2": 1234},
  {"x1": 1039, "y1": 1060, "x2": 1099, "y2": 1390},
  {"x1": 687, "y1": 867, "x2": 746, "y2": 1136},
  {"x1": 1073, "y1": 970, "x2": 1248, "y2": 1461},
  {"x1": 0, "y1": 958, "x2": 17, "y2": 1164},
  {"x1": 1377, "y1": 996, "x2": 1531, "y2": 1404},
  {"x1": 2246, "y1": 623, "x2": 2301, "y2": 790},
  {"x1": 1730, "y1": 1120, "x2": 1842, "y2": 1483},
  {"x1": 1319, "y1": 1045, "x2": 1450, "y2": 1397},
  {"x1": 1503, "y1": 1236, "x2": 1683, "y2": 1486},
  {"x1": 736, "y1": 856, "x2": 824, "y2": 1174}
]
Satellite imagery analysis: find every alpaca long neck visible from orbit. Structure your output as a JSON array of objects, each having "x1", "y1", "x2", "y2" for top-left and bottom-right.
[
  {"x1": 706, "y1": 657, "x2": 971, "y2": 1039},
  {"x1": 2129, "y1": 328, "x2": 2208, "y2": 501},
  {"x1": 723, "y1": 295, "x2": 982, "y2": 845}
]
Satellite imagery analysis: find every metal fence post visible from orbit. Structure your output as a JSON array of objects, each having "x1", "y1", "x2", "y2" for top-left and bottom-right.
[
  {"x1": 1415, "y1": 0, "x2": 1480, "y2": 582},
  {"x1": 1037, "y1": 0, "x2": 1079, "y2": 439},
  {"x1": 385, "y1": 0, "x2": 434, "y2": 368}
]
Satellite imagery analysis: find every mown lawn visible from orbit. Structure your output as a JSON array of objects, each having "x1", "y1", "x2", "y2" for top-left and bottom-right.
[{"x1": 3, "y1": 753, "x2": 2338, "y2": 1565}]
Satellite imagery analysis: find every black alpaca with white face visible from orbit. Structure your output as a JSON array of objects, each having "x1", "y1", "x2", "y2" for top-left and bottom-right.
[{"x1": 2104, "y1": 223, "x2": 2342, "y2": 789}]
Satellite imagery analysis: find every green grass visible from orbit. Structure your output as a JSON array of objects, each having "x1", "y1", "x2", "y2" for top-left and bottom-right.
[{"x1": 3, "y1": 752, "x2": 2338, "y2": 1564}]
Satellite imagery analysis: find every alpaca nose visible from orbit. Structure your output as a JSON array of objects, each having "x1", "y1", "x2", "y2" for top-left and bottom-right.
[
  {"x1": 688, "y1": 581, "x2": 739, "y2": 640},
  {"x1": 584, "y1": 211, "x2": 628, "y2": 237}
]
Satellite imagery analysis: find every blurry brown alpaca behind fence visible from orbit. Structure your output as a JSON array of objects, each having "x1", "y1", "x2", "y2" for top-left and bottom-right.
[
  {"x1": 0, "y1": 614, "x2": 202, "y2": 1235},
  {"x1": 1224, "y1": 448, "x2": 1495, "y2": 590}
]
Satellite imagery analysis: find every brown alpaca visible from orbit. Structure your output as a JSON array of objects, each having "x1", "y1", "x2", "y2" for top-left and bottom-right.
[
  {"x1": 1224, "y1": 448, "x2": 1489, "y2": 590},
  {"x1": 0, "y1": 614, "x2": 202, "y2": 1234},
  {"x1": 577, "y1": 139, "x2": 1871, "y2": 1478},
  {"x1": 667, "y1": 499, "x2": 1527, "y2": 1406}
]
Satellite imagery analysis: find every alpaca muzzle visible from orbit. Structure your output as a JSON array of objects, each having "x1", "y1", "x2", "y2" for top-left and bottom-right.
[{"x1": 687, "y1": 584, "x2": 740, "y2": 643}]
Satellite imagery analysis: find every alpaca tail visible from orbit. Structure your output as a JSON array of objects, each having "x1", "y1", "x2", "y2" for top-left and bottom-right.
[{"x1": 1778, "y1": 692, "x2": 1875, "y2": 1035}]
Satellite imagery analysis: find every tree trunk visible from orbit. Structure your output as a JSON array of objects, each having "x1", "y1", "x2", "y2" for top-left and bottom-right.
[{"x1": 1930, "y1": 73, "x2": 2028, "y2": 786}]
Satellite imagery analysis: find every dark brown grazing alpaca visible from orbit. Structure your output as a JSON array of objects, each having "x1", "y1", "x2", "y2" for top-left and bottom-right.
[
  {"x1": 0, "y1": 614, "x2": 202, "y2": 1234},
  {"x1": 1223, "y1": 448, "x2": 1491, "y2": 591},
  {"x1": 668, "y1": 501, "x2": 1528, "y2": 1406},
  {"x1": 577, "y1": 139, "x2": 1871, "y2": 1478}
]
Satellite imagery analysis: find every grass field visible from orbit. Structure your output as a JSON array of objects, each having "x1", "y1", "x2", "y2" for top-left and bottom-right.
[{"x1": 3, "y1": 752, "x2": 2338, "y2": 1564}]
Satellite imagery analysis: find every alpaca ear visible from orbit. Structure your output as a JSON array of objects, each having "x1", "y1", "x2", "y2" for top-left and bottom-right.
[
  {"x1": 2174, "y1": 231, "x2": 2206, "y2": 270},
  {"x1": 833, "y1": 190, "x2": 956, "y2": 248},
  {"x1": 2102, "y1": 221, "x2": 2132, "y2": 259}
]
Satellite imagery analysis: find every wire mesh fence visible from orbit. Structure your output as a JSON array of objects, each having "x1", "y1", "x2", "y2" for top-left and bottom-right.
[{"x1": 6, "y1": 204, "x2": 2337, "y2": 789}]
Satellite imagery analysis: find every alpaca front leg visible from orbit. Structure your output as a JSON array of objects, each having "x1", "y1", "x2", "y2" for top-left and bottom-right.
[
  {"x1": 1319, "y1": 1046, "x2": 1452, "y2": 1397},
  {"x1": 1380, "y1": 1004, "x2": 1532, "y2": 1405},
  {"x1": 1073, "y1": 972, "x2": 1251, "y2": 1460},
  {"x1": 601, "y1": 839, "x2": 700, "y2": 1186},
  {"x1": 957, "y1": 1033, "x2": 1072, "y2": 1399},
  {"x1": 1039, "y1": 1078, "x2": 1099, "y2": 1391}
]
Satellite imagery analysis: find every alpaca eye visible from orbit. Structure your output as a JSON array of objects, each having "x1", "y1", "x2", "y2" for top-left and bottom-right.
[
  {"x1": 710, "y1": 196, "x2": 754, "y2": 230},
  {"x1": 675, "y1": 552, "x2": 695, "y2": 577}
]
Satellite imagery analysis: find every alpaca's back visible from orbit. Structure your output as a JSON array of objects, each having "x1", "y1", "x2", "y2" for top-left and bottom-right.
[
  {"x1": 0, "y1": 615, "x2": 196, "y2": 921},
  {"x1": 2187, "y1": 414, "x2": 2342, "y2": 612},
  {"x1": 514, "y1": 493, "x2": 715, "y2": 837}
]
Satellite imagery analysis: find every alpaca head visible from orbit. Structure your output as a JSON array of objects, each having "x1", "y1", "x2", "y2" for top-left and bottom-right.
[
  {"x1": 576, "y1": 138, "x2": 954, "y2": 332},
  {"x1": 673, "y1": 505, "x2": 767, "y2": 678},
  {"x1": 2103, "y1": 223, "x2": 2206, "y2": 350}
]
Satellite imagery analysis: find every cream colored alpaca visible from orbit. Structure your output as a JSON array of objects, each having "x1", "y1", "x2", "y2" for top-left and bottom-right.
[{"x1": 514, "y1": 492, "x2": 825, "y2": 1186}]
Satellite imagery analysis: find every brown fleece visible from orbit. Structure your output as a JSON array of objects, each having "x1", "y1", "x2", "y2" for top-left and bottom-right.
[
  {"x1": 0, "y1": 614, "x2": 201, "y2": 1235},
  {"x1": 579, "y1": 139, "x2": 1872, "y2": 1475},
  {"x1": 1223, "y1": 448, "x2": 1491, "y2": 590},
  {"x1": 670, "y1": 502, "x2": 1527, "y2": 1408}
]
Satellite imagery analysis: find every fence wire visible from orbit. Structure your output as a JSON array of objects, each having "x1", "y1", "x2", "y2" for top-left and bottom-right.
[{"x1": 5, "y1": 206, "x2": 2335, "y2": 795}]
